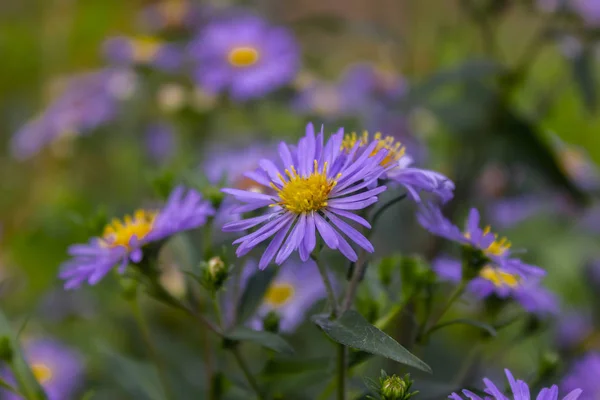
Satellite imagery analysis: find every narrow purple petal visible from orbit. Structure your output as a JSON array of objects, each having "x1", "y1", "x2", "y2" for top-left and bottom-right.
[{"x1": 314, "y1": 213, "x2": 338, "y2": 249}]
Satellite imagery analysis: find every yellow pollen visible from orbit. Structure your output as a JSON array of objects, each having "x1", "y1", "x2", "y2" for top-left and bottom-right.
[
  {"x1": 31, "y1": 363, "x2": 53, "y2": 384},
  {"x1": 479, "y1": 265, "x2": 520, "y2": 289},
  {"x1": 482, "y1": 226, "x2": 511, "y2": 256},
  {"x1": 102, "y1": 209, "x2": 157, "y2": 249},
  {"x1": 131, "y1": 37, "x2": 162, "y2": 62},
  {"x1": 270, "y1": 160, "x2": 340, "y2": 214},
  {"x1": 227, "y1": 46, "x2": 260, "y2": 67},
  {"x1": 264, "y1": 282, "x2": 295, "y2": 307},
  {"x1": 341, "y1": 131, "x2": 406, "y2": 166}
]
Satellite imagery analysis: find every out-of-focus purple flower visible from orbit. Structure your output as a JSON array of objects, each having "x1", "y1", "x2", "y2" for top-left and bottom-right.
[
  {"x1": 103, "y1": 36, "x2": 182, "y2": 72},
  {"x1": 450, "y1": 368, "x2": 582, "y2": 400},
  {"x1": 341, "y1": 132, "x2": 454, "y2": 203},
  {"x1": 293, "y1": 63, "x2": 406, "y2": 119},
  {"x1": 552, "y1": 135, "x2": 600, "y2": 191},
  {"x1": 555, "y1": 310, "x2": 593, "y2": 349},
  {"x1": 222, "y1": 123, "x2": 388, "y2": 269},
  {"x1": 188, "y1": 14, "x2": 300, "y2": 101},
  {"x1": 433, "y1": 257, "x2": 558, "y2": 316},
  {"x1": 487, "y1": 194, "x2": 563, "y2": 229},
  {"x1": 138, "y1": 0, "x2": 204, "y2": 32},
  {"x1": 248, "y1": 257, "x2": 329, "y2": 332},
  {"x1": 145, "y1": 122, "x2": 176, "y2": 164},
  {"x1": 1, "y1": 339, "x2": 84, "y2": 400},
  {"x1": 59, "y1": 186, "x2": 214, "y2": 289},
  {"x1": 418, "y1": 204, "x2": 545, "y2": 276},
  {"x1": 11, "y1": 68, "x2": 136, "y2": 160},
  {"x1": 570, "y1": 0, "x2": 600, "y2": 26},
  {"x1": 562, "y1": 352, "x2": 600, "y2": 397}
]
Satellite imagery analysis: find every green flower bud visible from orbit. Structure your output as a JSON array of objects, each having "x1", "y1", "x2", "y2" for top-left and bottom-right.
[
  {"x1": 379, "y1": 371, "x2": 418, "y2": 400},
  {"x1": 262, "y1": 311, "x2": 280, "y2": 333},
  {"x1": 201, "y1": 256, "x2": 229, "y2": 293},
  {"x1": 0, "y1": 336, "x2": 13, "y2": 362}
]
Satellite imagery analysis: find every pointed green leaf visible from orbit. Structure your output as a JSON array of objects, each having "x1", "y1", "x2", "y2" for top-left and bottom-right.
[
  {"x1": 312, "y1": 310, "x2": 431, "y2": 373},
  {"x1": 236, "y1": 268, "x2": 277, "y2": 324},
  {"x1": 225, "y1": 327, "x2": 294, "y2": 355}
]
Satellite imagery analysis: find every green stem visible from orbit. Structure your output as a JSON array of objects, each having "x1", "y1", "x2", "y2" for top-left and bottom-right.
[
  {"x1": 419, "y1": 281, "x2": 466, "y2": 342},
  {"x1": 311, "y1": 254, "x2": 339, "y2": 317},
  {"x1": 370, "y1": 193, "x2": 407, "y2": 231},
  {"x1": 212, "y1": 293, "x2": 223, "y2": 329},
  {"x1": 231, "y1": 346, "x2": 264, "y2": 399},
  {"x1": 336, "y1": 344, "x2": 346, "y2": 400},
  {"x1": 130, "y1": 296, "x2": 176, "y2": 400}
]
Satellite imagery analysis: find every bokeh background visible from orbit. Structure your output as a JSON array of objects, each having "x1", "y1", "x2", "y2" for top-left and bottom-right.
[{"x1": 2, "y1": 0, "x2": 600, "y2": 398}]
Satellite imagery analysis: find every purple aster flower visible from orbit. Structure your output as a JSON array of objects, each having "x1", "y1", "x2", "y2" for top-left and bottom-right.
[
  {"x1": 562, "y1": 352, "x2": 600, "y2": 396},
  {"x1": 433, "y1": 257, "x2": 558, "y2": 316},
  {"x1": 450, "y1": 368, "x2": 582, "y2": 400},
  {"x1": 59, "y1": 186, "x2": 214, "y2": 289},
  {"x1": 555, "y1": 310, "x2": 593, "y2": 349},
  {"x1": 145, "y1": 122, "x2": 176, "y2": 164},
  {"x1": 570, "y1": 0, "x2": 600, "y2": 26},
  {"x1": 222, "y1": 123, "x2": 388, "y2": 269},
  {"x1": 188, "y1": 14, "x2": 300, "y2": 101},
  {"x1": 340, "y1": 132, "x2": 454, "y2": 203},
  {"x1": 138, "y1": 0, "x2": 204, "y2": 32},
  {"x1": 11, "y1": 68, "x2": 136, "y2": 160},
  {"x1": 103, "y1": 36, "x2": 182, "y2": 72},
  {"x1": 418, "y1": 204, "x2": 545, "y2": 276},
  {"x1": 487, "y1": 194, "x2": 565, "y2": 229},
  {"x1": 248, "y1": 257, "x2": 329, "y2": 332},
  {"x1": 1, "y1": 339, "x2": 84, "y2": 400}
]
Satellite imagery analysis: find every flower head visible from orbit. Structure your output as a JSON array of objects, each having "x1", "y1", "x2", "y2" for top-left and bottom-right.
[
  {"x1": 450, "y1": 368, "x2": 582, "y2": 400},
  {"x1": 188, "y1": 14, "x2": 299, "y2": 100},
  {"x1": 103, "y1": 36, "x2": 182, "y2": 72},
  {"x1": 59, "y1": 186, "x2": 214, "y2": 289},
  {"x1": 433, "y1": 257, "x2": 558, "y2": 316},
  {"x1": 11, "y1": 68, "x2": 136, "y2": 160},
  {"x1": 418, "y1": 204, "x2": 544, "y2": 276},
  {"x1": 562, "y1": 352, "x2": 600, "y2": 396},
  {"x1": 222, "y1": 123, "x2": 388, "y2": 268},
  {"x1": 341, "y1": 132, "x2": 454, "y2": 203},
  {"x1": 248, "y1": 257, "x2": 330, "y2": 332},
  {"x1": 1, "y1": 339, "x2": 84, "y2": 400}
]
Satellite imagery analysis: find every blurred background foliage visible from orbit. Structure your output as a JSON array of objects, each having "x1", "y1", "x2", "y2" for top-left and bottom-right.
[{"x1": 1, "y1": 0, "x2": 600, "y2": 399}]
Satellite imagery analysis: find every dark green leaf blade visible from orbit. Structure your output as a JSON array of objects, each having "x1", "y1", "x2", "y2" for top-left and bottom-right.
[
  {"x1": 312, "y1": 311, "x2": 431, "y2": 373},
  {"x1": 236, "y1": 268, "x2": 277, "y2": 324},
  {"x1": 225, "y1": 327, "x2": 294, "y2": 355}
]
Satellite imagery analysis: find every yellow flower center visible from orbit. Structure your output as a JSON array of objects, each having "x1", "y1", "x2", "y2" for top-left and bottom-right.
[
  {"x1": 479, "y1": 265, "x2": 520, "y2": 289},
  {"x1": 341, "y1": 131, "x2": 406, "y2": 166},
  {"x1": 270, "y1": 161, "x2": 340, "y2": 214},
  {"x1": 102, "y1": 210, "x2": 157, "y2": 249},
  {"x1": 31, "y1": 363, "x2": 53, "y2": 384},
  {"x1": 264, "y1": 282, "x2": 295, "y2": 307},
  {"x1": 464, "y1": 225, "x2": 511, "y2": 257},
  {"x1": 131, "y1": 37, "x2": 162, "y2": 63},
  {"x1": 227, "y1": 47, "x2": 260, "y2": 67}
]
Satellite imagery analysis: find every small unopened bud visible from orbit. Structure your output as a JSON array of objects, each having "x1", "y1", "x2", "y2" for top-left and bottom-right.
[
  {"x1": 380, "y1": 372, "x2": 418, "y2": 400},
  {"x1": 262, "y1": 311, "x2": 280, "y2": 333},
  {"x1": 0, "y1": 336, "x2": 13, "y2": 362},
  {"x1": 201, "y1": 256, "x2": 228, "y2": 293}
]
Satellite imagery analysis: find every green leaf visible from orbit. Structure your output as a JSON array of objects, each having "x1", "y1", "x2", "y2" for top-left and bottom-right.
[
  {"x1": 236, "y1": 268, "x2": 277, "y2": 324},
  {"x1": 0, "y1": 310, "x2": 47, "y2": 400},
  {"x1": 427, "y1": 318, "x2": 497, "y2": 337},
  {"x1": 312, "y1": 311, "x2": 431, "y2": 373},
  {"x1": 570, "y1": 48, "x2": 597, "y2": 113},
  {"x1": 225, "y1": 327, "x2": 294, "y2": 355}
]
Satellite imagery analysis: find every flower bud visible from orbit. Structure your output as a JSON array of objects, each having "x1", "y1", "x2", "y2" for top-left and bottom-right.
[
  {"x1": 379, "y1": 371, "x2": 418, "y2": 400},
  {"x1": 0, "y1": 336, "x2": 13, "y2": 363},
  {"x1": 262, "y1": 311, "x2": 280, "y2": 333},
  {"x1": 201, "y1": 256, "x2": 229, "y2": 293}
]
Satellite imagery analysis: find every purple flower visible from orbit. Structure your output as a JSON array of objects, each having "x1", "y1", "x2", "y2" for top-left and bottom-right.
[
  {"x1": 487, "y1": 195, "x2": 560, "y2": 229},
  {"x1": 450, "y1": 368, "x2": 582, "y2": 400},
  {"x1": 249, "y1": 257, "x2": 329, "y2": 332},
  {"x1": 145, "y1": 122, "x2": 176, "y2": 164},
  {"x1": 103, "y1": 36, "x2": 183, "y2": 72},
  {"x1": 433, "y1": 257, "x2": 558, "y2": 316},
  {"x1": 59, "y1": 186, "x2": 214, "y2": 289},
  {"x1": 555, "y1": 311, "x2": 593, "y2": 349},
  {"x1": 11, "y1": 68, "x2": 136, "y2": 160},
  {"x1": 341, "y1": 132, "x2": 454, "y2": 203},
  {"x1": 188, "y1": 14, "x2": 300, "y2": 100},
  {"x1": 138, "y1": 0, "x2": 205, "y2": 32},
  {"x1": 2, "y1": 339, "x2": 84, "y2": 400},
  {"x1": 222, "y1": 123, "x2": 388, "y2": 269},
  {"x1": 571, "y1": 0, "x2": 600, "y2": 26},
  {"x1": 418, "y1": 204, "x2": 545, "y2": 276},
  {"x1": 562, "y1": 352, "x2": 600, "y2": 397}
]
